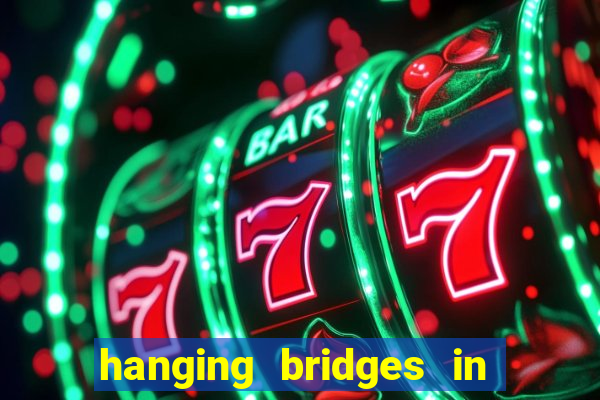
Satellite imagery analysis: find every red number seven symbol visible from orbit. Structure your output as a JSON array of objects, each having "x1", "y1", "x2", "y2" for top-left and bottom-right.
[
  {"x1": 235, "y1": 181, "x2": 331, "y2": 311},
  {"x1": 395, "y1": 146, "x2": 517, "y2": 301},
  {"x1": 108, "y1": 250, "x2": 188, "y2": 357}
]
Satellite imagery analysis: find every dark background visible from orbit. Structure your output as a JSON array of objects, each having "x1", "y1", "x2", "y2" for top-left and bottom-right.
[{"x1": 0, "y1": 0, "x2": 512, "y2": 398}]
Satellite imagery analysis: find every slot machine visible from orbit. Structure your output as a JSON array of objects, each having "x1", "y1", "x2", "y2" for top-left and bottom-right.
[{"x1": 41, "y1": 0, "x2": 600, "y2": 399}]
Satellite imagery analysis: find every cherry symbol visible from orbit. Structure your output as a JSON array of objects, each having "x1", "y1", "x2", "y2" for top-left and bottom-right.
[{"x1": 402, "y1": 54, "x2": 445, "y2": 91}]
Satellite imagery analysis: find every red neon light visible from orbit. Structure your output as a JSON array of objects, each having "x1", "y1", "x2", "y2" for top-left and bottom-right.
[
  {"x1": 270, "y1": 74, "x2": 343, "y2": 119},
  {"x1": 236, "y1": 181, "x2": 331, "y2": 311},
  {"x1": 395, "y1": 146, "x2": 517, "y2": 301},
  {"x1": 108, "y1": 250, "x2": 188, "y2": 357}
]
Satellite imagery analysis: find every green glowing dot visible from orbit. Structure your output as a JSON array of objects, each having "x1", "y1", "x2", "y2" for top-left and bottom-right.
[
  {"x1": 204, "y1": 173, "x2": 215, "y2": 184},
  {"x1": 524, "y1": 89, "x2": 538, "y2": 101},
  {"x1": 319, "y1": 229, "x2": 336, "y2": 249},
  {"x1": 95, "y1": 1, "x2": 113, "y2": 20},
  {"x1": 47, "y1": 294, "x2": 65, "y2": 316},
  {"x1": 155, "y1": 60, "x2": 175, "y2": 85},
  {"x1": 213, "y1": 136, "x2": 226, "y2": 148},
  {"x1": 69, "y1": 303, "x2": 87, "y2": 325},
  {"x1": 0, "y1": 241, "x2": 19, "y2": 267},
  {"x1": 77, "y1": 110, "x2": 98, "y2": 138},
  {"x1": 137, "y1": 391, "x2": 157, "y2": 400},
  {"x1": 96, "y1": 225, "x2": 109, "y2": 240},
  {"x1": 53, "y1": 341, "x2": 73, "y2": 362},
  {"x1": 547, "y1": 195, "x2": 561, "y2": 210},
  {"x1": 48, "y1": 163, "x2": 65, "y2": 182},
  {"x1": 225, "y1": 5, "x2": 257, "y2": 19},
  {"x1": 65, "y1": 386, "x2": 83, "y2": 400},
  {"x1": 76, "y1": 42, "x2": 92, "y2": 64},
  {"x1": 575, "y1": 41, "x2": 591, "y2": 62},
  {"x1": 23, "y1": 310, "x2": 43, "y2": 334},
  {"x1": 54, "y1": 124, "x2": 71, "y2": 146},
  {"x1": 580, "y1": 283, "x2": 593, "y2": 298},
  {"x1": 126, "y1": 224, "x2": 145, "y2": 246},
  {"x1": 535, "y1": 160, "x2": 551, "y2": 174},
  {"x1": 45, "y1": 251, "x2": 61, "y2": 271},
  {"x1": 593, "y1": 170, "x2": 600, "y2": 187},
  {"x1": 528, "y1": 119, "x2": 543, "y2": 132},
  {"x1": 47, "y1": 203, "x2": 64, "y2": 223},
  {"x1": 63, "y1": 82, "x2": 81, "y2": 109},
  {"x1": 560, "y1": 234, "x2": 575, "y2": 250}
]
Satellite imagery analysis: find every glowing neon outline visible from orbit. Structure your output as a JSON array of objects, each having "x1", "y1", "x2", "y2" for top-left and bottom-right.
[
  {"x1": 235, "y1": 181, "x2": 331, "y2": 311},
  {"x1": 395, "y1": 146, "x2": 517, "y2": 300},
  {"x1": 107, "y1": 249, "x2": 187, "y2": 358}
]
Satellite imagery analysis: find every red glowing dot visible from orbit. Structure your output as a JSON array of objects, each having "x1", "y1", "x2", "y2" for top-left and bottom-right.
[
  {"x1": 328, "y1": 18, "x2": 350, "y2": 45},
  {"x1": 186, "y1": 390, "x2": 198, "y2": 398},
  {"x1": 525, "y1": 285, "x2": 538, "y2": 299},
  {"x1": 441, "y1": 118, "x2": 451, "y2": 127},
  {"x1": 33, "y1": 75, "x2": 58, "y2": 106},
  {"x1": 133, "y1": 107, "x2": 153, "y2": 132},
  {"x1": 589, "y1": 139, "x2": 600, "y2": 170},
  {"x1": 0, "y1": 272, "x2": 21, "y2": 302},
  {"x1": 200, "y1": 329, "x2": 210, "y2": 339},
  {"x1": 325, "y1": 121, "x2": 335, "y2": 131},
  {"x1": 511, "y1": 360, "x2": 522, "y2": 370},
  {"x1": 20, "y1": 268, "x2": 42, "y2": 297},
  {"x1": 365, "y1": 212, "x2": 374, "y2": 225},
  {"x1": 1, "y1": 121, "x2": 26, "y2": 149},
  {"x1": 415, "y1": 309, "x2": 439, "y2": 336},
  {"x1": 37, "y1": 115, "x2": 54, "y2": 143},
  {"x1": 506, "y1": 334, "x2": 520, "y2": 348},
  {"x1": 288, "y1": 153, "x2": 297, "y2": 163},
  {"x1": 383, "y1": 118, "x2": 394, "y2": 130},
  {"x1": 0, "y1": 145, "x2": 18, "y2": 172},
  {"x1": 257, "y1": 80, "x2": 280, "y2": 99},
  {"x1": 283, "y1": 72, "x2": 306, "y2": 96},
  {"x1": 192, "y1": 1, "x2": 205, "y2": 14},
  {"x1": 137, "y1": 71, "x2": 156, "y2": 95},
  {"x1": 362, "y1": 180, "x2": 372, "y2": 197},
  {"x1": 23, "y1": 152, "x2": 47, "y2": 185},
  {"x1": 113, "y1": 106, "x2": 132, "y2": 132},
  {"x1": 511, "y1": 128, "x2": 527, "y2": 151},
  {"x1": 552, "y1": 42, "x2": 561, "y2": 57},
  {"x1": 0, "y1": 52, "x2": 11, "y2": 80},
  {"x1": 213, "y1": 1, "x2": 222, "y2": 13},
  {"x1": 381, "y1": 307, "x2": 392, "y2": 321},
  {"x1": 375, "y1": 125, "x2": 385, "y2": 139},
  {"x1": 578, "y1": 137, "x2": 589, "y2": 158},
  {"x1": 410, "y1": 0, "x2": 431, "y2": 20},
  {"x1": 555, "y1": 95, "x2": 566, "y2": 115},
  {"x1": 33, "y1": 349, "x2": 55, "y2": 378},
  {"x1": 522, "y1": 226, "x2": 534, "y2": 240},
  {"x1": 0, "y1": 81, "x2": 5, "y2": 103},
  {"x1": 590, "y1": 221, "x2": 600, "y2": 237},
  {"x1": 335, "y1": 48, "x2": 360, "y2": 71},
  {"x1": 340, "y1": 30, "x2": 361, "y2": 50}
]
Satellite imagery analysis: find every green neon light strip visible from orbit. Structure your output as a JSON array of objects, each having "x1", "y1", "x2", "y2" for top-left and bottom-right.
[
  {"x1": 192, "y1": 100, "x2": 277, "y2": 400},
  {"x1": 337, "y1": 52, "x2": 460, "y2": 400},
  {"x1": 225, "y1": 4, "x2": 258, "y2": 19},
  {"x1": 517, "y1": 0, "x2": 600, "y2": 336},
  {"x1": 92, "y1": 142, "x2": 165, "y2": 400},
  {"x1": 106, "y1": 33, "x2": 142, "y2": 89},
  {"x1": 43, "y1": 2, "x2": 121, "y2": 399}
]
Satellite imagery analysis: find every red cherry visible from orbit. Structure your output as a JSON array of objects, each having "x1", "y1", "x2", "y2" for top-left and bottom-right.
[{"x1": 402, "y1": 54, "x2": 444, "y2": 91}]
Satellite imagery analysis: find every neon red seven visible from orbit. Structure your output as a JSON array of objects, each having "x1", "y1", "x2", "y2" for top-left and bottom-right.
[
  {"x1": 108, "y1": 250, "x2": 187, "y2": 357},
  {"x1": 236, "y1": 181, "x2": 331, "y2": 312},
  {"x1": 395, "y1": 146, "x2": 517, "y2": 301}
]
